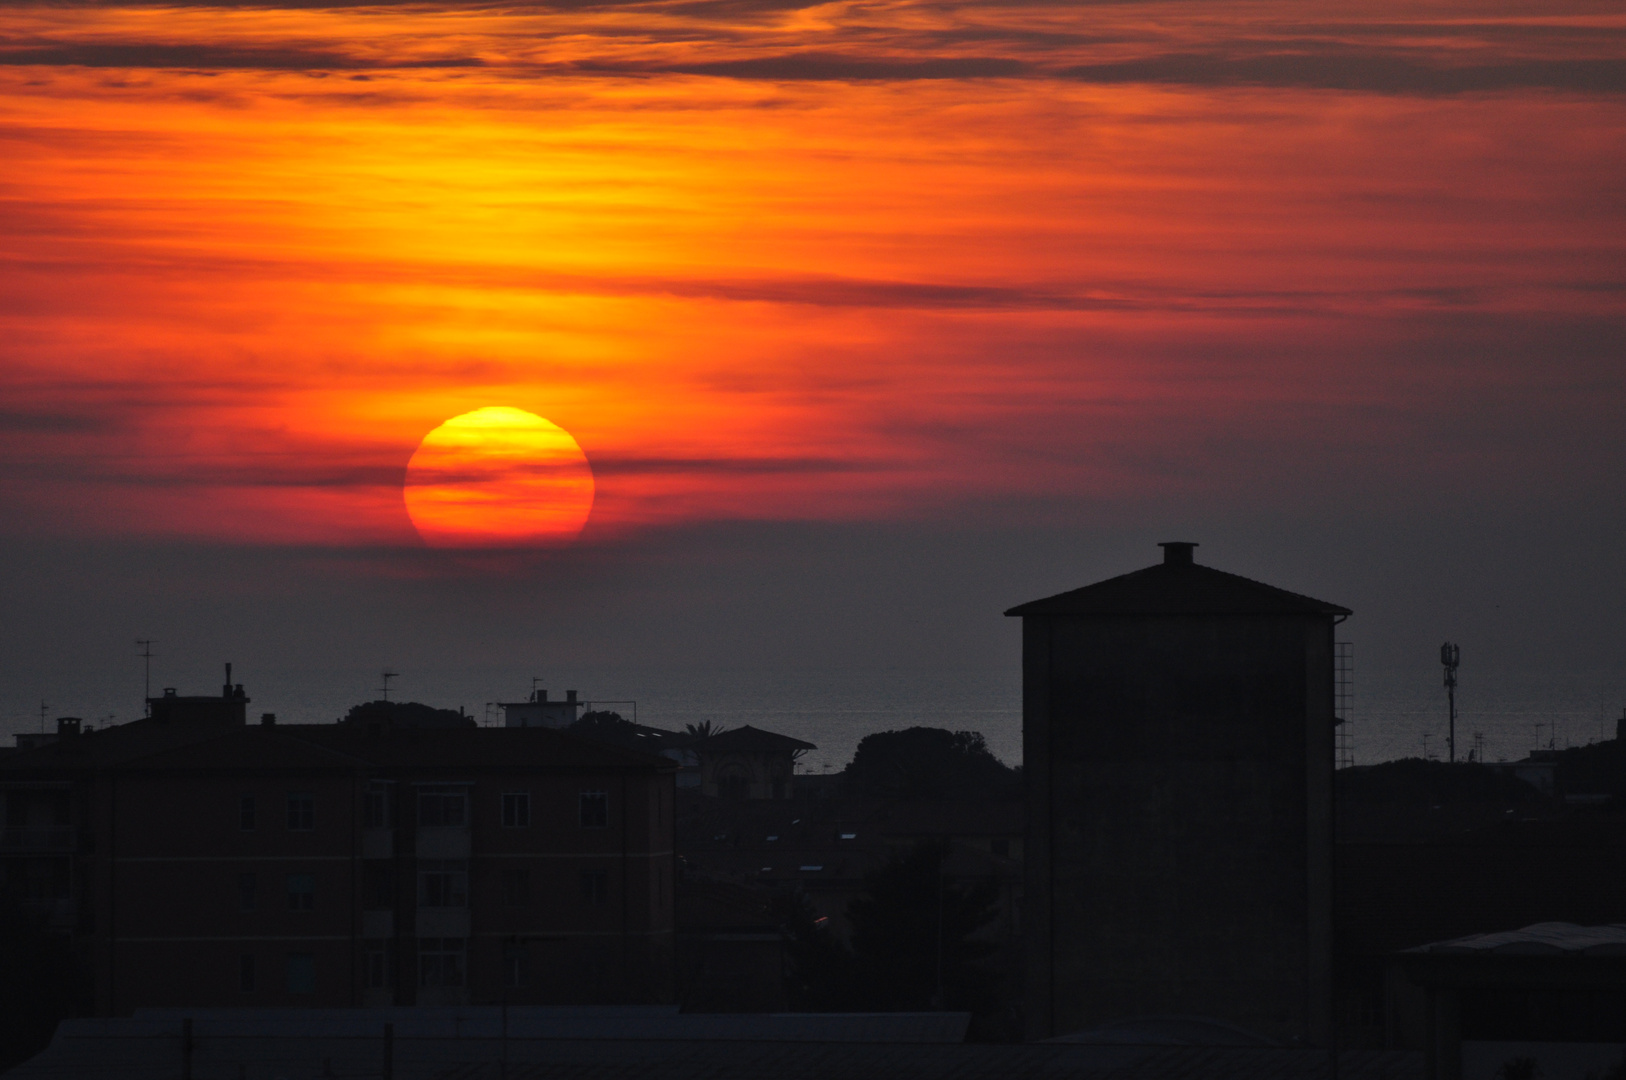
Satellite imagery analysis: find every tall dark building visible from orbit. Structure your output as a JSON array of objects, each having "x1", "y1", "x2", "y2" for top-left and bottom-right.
[{"x1": 1008, "y1": 542, "x2": 1349, "y2": 1043}]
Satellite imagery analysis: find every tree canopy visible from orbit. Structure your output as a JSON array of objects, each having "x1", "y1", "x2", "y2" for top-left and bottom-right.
[
  {"x1": 342, "y1": 700, "x2": 472, "y2": 729},
  {"x1": 780, "y1": 840, "x2": 1003, "y2": 1020},
  {"x1": 843, "y1": 727, "x2": 1020, "y2": 801}
]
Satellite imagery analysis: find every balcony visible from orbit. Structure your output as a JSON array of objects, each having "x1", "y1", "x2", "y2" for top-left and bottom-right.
[
  {"x1": 415, "y1": 827, "x2": 470, "y2": 859},
  {"x1": 0, "y1": 826, "x2": 74, "y2": 851},
  {"x1": 362, "y1": 829, "x2": 394, "y2": 860},
  {"x1": 415, "y1": 908, "x2": 469, "y2": 937}
]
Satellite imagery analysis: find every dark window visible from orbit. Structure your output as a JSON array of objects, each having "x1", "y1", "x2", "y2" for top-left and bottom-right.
[
  {"x1": 365, "y1": 948, "x2": 391, "y2": 990},
  {"x1": 502, "y1": 792, "x2": 530, "y2": 828},
  {"x1": 238, "y1": 872, "x2": 257, "y2": 912},
  {"x1": 418, "y1": 789, "x2": 466, "y2": 827},
  {"x1": 239, "y1": 955, "x2": 256, "y2": 993},
  {"x1": 363, "y1": 790, "x2": 389, "y2": 829},
  {"x1": 286, "y1": 953, "x2": 315, "y2": 994},
  {"x1": 579, "y1": 791, "x2": 608, "y2": 828},
  {"x1": 286, "y1": 874, "x2": 314, "y2": 911},
  {"x1": 239, "y1": 795, "x2": 256, "y2": 831},
  {"x1": 418, "y1": 938, "x2": 465, "y2": 987},
  {"x1": 418, "y1": 861, "x2": 468, "y2": 908},
  {"x1": 580, "y1": 869, "x2": 608, "y2": 906},
  {"x1": 363, "y1": 864, "x2": 393, "y2": 910},
  {"x1": 286, "y1": 794, "x2": 314, "y2": 831},
  {"x1": 502, "y1": 867, "x2": 530, "y2": 907}
]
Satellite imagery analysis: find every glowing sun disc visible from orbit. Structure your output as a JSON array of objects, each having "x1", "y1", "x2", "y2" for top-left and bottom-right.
[{"x1": 404, "y1": 407, "x2": 595, "y2": 548}]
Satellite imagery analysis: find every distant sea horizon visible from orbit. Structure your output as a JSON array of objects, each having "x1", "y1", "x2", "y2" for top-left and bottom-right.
[{"x1": 4, "y1": 663, "x2": 1621, "y2": 775}]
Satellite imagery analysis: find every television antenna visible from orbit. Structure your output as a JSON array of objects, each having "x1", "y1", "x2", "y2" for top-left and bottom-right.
[
  {"x1": 136, "y1": 639, "x2": 156, "y2": 715},
  {"x1": 1440, "y1": 642, "x2": 1460, "y2": 763},
  {"x1": 379, "y1": 669, "x2": 399, "y2": 702}
]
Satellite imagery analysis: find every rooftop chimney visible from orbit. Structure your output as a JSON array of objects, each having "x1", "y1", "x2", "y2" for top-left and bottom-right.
[
  {"x1": 1159, "y1": 541, "x2": 1198, "y2": 566},
  {"x1": 223, "y1": 662, "x2": 233, "y2": 697},
  {"x1": 566, "y1": 690, "x2": 578, "y2": 704},
  {"x1": 260, "y1": 713, "x2": 276, "y2": 726}
]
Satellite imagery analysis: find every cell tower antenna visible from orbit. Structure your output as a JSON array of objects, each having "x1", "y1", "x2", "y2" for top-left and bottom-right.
[
  {"x1": 380, "y1": 669, "x2": 399, "y2": 702},
  {"x1": 136, "y1": 639, "x2": 156, "y2": 716},
  {"x1": 1440, "y1": 642, "x2": 1461, "y2": 764}
]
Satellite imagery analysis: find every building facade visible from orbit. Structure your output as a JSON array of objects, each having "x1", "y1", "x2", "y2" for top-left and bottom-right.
[
  {"x1": 1008, "y1": 541, "x2": 1349, "y2": 1043},
  {"x1": 0, "y1": 705, "x2": 676, "y2": 1014}
]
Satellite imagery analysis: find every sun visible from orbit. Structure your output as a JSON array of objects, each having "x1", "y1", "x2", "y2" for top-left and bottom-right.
[{"x1": 403, "y1": 407, "x2": 595, "y2": 548}]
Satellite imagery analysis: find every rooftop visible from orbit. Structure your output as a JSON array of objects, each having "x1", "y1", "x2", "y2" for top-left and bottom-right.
[{"x1": 1006, "y1": 541, "x2": 1350, "y2": 618}]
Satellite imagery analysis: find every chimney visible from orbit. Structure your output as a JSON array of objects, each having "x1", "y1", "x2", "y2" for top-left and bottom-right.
[
  {"x1": 223, "y1": 662, "x2": 233, "y2": 697},
  {"x1": 566, "y1": 690, "x2": 578, "y2": 705},
  {"x1": 1158, "y1": 542, "x2": 1198, "y2": 566},
  {"x1": 260, "y1": 713, "x2": 276, "y2": 726}
]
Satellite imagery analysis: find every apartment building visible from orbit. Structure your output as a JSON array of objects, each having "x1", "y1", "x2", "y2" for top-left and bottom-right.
[{"x1": 0, "y1": 701, "x2": 677, "y2": 1014}]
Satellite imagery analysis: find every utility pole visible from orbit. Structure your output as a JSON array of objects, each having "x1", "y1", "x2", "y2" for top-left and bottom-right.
[
  {"x1": 1440, "y1": 642, "x2": 1460, "y2": 763},
  {"x1": 136, "y1": 640, "x2": 155, "y2": 716}
]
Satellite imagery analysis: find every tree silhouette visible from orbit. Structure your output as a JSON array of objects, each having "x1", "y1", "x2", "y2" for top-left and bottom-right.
[
  {"x1": 779, "y1": 840, "x2": 1001, "y2": 1016},
  {"x1": 844, "y1": 728, "x2": 1020, "y2": 802}
]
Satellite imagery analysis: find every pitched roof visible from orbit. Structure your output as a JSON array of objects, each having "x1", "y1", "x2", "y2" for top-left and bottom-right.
[
  {"x1": 699, "y1": 725, "x2": 816, "y2": 754},
  {"x1": 1006, "y1": 543, "x2": 1350, "y2": 618}
]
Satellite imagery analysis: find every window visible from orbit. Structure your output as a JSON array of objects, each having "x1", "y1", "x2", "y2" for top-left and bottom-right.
[
  {"x1": 363, "y1": 790, "x2": 390, "y2": 829},
  {"x1": 286, "y1": 874, "x2": 314, "y2": 911},
  {"x1": 363, "y1": 864, "x2": 393, "y2": 910},
  {"x1": 502, "y1": 867, "x2": 530, "y2": 907},
  {"x1": 286, "y1": 794, "x2": 314, "y2": 831},
  {"x1": 365, "y1": 947, "x2": 392, "y2": 990},
  {"x1": 238, "y1": 872, "x2": 257, "y2": 912},
  {"x1": 239, "y1": 795, "x2": 256, "y2": 831},
  {"x1": 579, "y1": 791, "x2": 608, "y2": 828},
  {"x1": 417, "y1": 788, "x2": 466, "y2": 827},
  {"x1": 501, "y1": 792, "x2": 530, "y2": 828},
  {"x1": 418, "y1": 939, "x2": 465, "y2": 988},
  {"x1": 418, "y1": 861, "x2": 467, "y2": 908},
  {"x1": 239, "y1": 955, "x2": 256, "y2": 993},
  {"x1": 580, "y1": 868, "x2": 608, "y2": 906},
  {"x1": 286, "y1": 953, "x2": 315, "y2": 995}
]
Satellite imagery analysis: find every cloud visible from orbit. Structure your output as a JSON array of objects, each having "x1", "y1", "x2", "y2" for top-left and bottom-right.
[
  {"x1": 580, "y1": 51, "x2": 1028, "y2": 80},
  {"x1": 1055, "y1": 52, "x2": 1626, "y2": 94},
  {"x1": 0, "y1": 39, "x2": 484, "y2": 70}
]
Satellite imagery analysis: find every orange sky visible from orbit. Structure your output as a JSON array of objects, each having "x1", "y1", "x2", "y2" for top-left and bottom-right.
[{"x1": 1, "y1": 0, "x2": 1622, "y2": 547}]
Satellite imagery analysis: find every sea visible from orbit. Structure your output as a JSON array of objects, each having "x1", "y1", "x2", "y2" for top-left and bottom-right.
[{"x1": 5, "y1": 664, "x2": 1622, "y2": 774}]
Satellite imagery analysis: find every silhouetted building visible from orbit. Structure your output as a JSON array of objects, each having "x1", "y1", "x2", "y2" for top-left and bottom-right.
[
  {"x1": 147, "y1": 664, "x2": 250, "y2": 725},
  {"x1": 1008, "y1": 541, "x2": 1350, "y2": 1042},
  {"x1": 1393, "y1": 922, "x2": 1626, "y2": 1080},
  {"x1": 0, "y1": 686, "x2": 677, "y2": 1014},
  {"x1": 696, "y1": 726, "x2": 815, "y2": 801},
  {"x1": 501, "y1": 689, "x2": 584, "y2": 729}
]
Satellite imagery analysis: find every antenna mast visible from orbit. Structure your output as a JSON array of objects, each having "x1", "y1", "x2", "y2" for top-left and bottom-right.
[
  {"x1": 1440, "y1": 642, "x2": 1460, "y2": 763},
  {"x1": 380, "y1": 669, "x2": 399, "y2": 702},
  {"x1": 136, "y1": 639, "x2": 155, "y2": 716}
]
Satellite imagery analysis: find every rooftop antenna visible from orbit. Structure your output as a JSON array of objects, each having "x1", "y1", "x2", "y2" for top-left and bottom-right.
[
  {"x1": 1421, "y1": 732, "x2": 1433, "y2": 761},
  {"x1": 39, "y1": 699, "x2": 48, "y2": 735},
  {"x1": 380, "y1": 669, "x2": 399, "y2": 702},
  {"x1": 531, "y1": 676, "x2": 544, "y2": 702},
  {"x1": 1440, "y1": 642, "x2": 1460, "y2": 764},
  {"x1": 136, "y1": 639, "x2": 155, "y2": 716}
]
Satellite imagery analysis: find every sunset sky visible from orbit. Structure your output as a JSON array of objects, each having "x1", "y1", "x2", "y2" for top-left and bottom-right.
[{"x1": 1, "y1": 0, "x2": 1622, "y2": 741}]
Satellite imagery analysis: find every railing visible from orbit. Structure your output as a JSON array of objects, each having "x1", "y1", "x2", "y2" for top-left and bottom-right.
[{"x1": 0, "y1": 826, "x2": 74, "y2": 850}]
